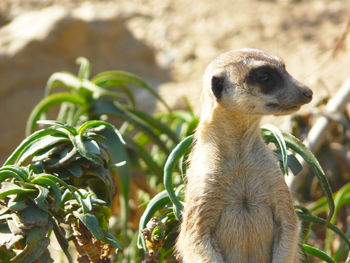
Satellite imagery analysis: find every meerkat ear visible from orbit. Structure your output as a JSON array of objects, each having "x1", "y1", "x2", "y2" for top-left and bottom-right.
[{"x1": 211, "y1": 75, "x2": 225, "y2": 100}]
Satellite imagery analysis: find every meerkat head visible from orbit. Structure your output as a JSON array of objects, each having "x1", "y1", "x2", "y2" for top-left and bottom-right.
[{"x1": 201, "y1": 48, "x2": 313, "y2": 119}]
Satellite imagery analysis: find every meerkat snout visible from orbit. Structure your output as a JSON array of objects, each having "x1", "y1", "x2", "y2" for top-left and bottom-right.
[{"x1": 203, "y1": 48, "x2": 313, "y2": 116}]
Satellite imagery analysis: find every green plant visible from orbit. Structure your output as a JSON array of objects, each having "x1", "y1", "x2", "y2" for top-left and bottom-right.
[
  {"x1": 0, "y1": 120, "x2": 124, "y2": 262},
  {"x1": 1, "y1": 57, "x2": 198, "y2": 262},
  {"x1": 24, "y1": 58, "x2": 193, "y2": 236},
  {"x1": 305, "y1": 182, "x2": 350, "y2": 262},
  {"x1": 138, "y1": 125, "x2": 350, "y2": 263}
]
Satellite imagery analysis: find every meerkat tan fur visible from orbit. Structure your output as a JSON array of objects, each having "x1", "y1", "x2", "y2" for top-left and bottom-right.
[{"x1": 176, "y1": 48, "x2": 313, "y2": 263}]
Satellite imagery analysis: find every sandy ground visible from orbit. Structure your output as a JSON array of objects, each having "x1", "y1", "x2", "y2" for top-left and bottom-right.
[
  {"x1": 1, "y1": 0, "x2": 350, "y2": 95},
  {"x1": 0, "y1": 0, "x2": 350, "y2": 144}
]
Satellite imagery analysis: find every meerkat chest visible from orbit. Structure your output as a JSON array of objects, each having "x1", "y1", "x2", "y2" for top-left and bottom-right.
[
  {"x1": 219, "y1": 149, "x2": 279, "y2": 204},
  {"x1": 222, "y1": 170, "x2": 274, "y2": 213},
  {"x1": 215, "y1": 173, "x2": 276, "y2": 261}
]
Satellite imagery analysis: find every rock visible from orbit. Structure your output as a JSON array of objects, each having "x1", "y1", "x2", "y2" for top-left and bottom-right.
[{"x1": 0, "y1": 4, "x2": 169, "y2": 163}]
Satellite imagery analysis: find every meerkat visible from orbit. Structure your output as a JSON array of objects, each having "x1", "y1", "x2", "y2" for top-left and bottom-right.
[{"x1": 176, "y1": 48, "x2": 313, "y2": 263}]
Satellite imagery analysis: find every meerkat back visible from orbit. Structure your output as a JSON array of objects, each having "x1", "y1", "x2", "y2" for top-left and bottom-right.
[{"x1": 176, "y1": 48, "x2": 312, "y2": 263}]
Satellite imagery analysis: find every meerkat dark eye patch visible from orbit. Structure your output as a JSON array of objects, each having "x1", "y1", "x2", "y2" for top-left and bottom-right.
[
  {"x1": 256, "y1": 70, "x2": 272, "y2": 82},
  {"x1": 211, "y1": 75, "x2": 225, "y2": 100},
  {"x1": 246, "y1": 66, "x2": 284, "y2": 94}
]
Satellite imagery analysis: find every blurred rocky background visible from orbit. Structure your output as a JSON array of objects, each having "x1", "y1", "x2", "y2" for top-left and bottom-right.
[{"x1": 0, "y1": 0, "x2": 350, "y2": 163}]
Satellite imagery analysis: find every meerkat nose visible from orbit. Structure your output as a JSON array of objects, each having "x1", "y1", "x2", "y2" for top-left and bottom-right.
[{"x1": 302, "y1": 87, "x2": 313, "y2": 102}]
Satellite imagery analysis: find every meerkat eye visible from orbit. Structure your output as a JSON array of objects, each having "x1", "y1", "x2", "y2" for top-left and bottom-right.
[
  {"x1": 255, "y1": 67, "x2": 282, "y2": 92},
  {"x1": 256, "y1": 70, "x2": 272, "y2": 82},
  {"x1": 246, "y1": 66, "x2": 283, "y2": 94}
]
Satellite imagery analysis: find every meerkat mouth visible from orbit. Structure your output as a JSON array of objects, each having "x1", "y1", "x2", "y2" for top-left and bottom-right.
[
  {"x1": 266, "y1": 103, "x2": 300, "y2": 111},
  {"x1": 266, "y1": 103, "x2": 279, "y2": 108}
]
